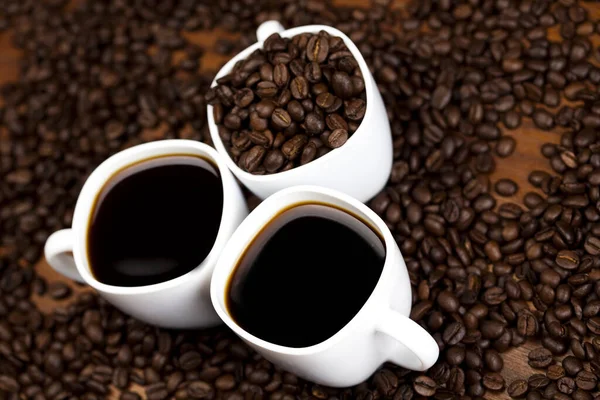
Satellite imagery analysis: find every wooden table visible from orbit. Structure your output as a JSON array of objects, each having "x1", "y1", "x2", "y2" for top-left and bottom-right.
[{"x1": 2, "y1": 1, "x2": 598, "y2": 398}]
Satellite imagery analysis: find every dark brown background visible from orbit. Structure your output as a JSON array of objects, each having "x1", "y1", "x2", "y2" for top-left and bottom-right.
[{"x1": 1, "y1": 0, "x2": 598, "y2": 398}]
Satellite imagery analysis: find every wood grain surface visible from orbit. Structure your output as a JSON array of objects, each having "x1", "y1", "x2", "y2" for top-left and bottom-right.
[{"x1": 1, "y1": 1, "x2": 598, "y2": 399}]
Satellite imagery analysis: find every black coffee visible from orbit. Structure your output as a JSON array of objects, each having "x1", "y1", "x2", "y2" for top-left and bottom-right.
[
  {"x1": 87, "y1": 155, "x2": 223, "y2": 287},
  {"x1": 226, "y1": 203, "x2": 385, "y2": 348}
]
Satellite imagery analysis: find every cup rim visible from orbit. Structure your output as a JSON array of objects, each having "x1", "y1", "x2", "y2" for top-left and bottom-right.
[
  {"x1": 210, "y1": 185, "x2": 398, "y2": 356},
  {"x1": 207, "y1": 24, "x2": 373, "y2": 183},
  {"x1": 71, "y1": 139, "x2": 237, "y2": 295}
]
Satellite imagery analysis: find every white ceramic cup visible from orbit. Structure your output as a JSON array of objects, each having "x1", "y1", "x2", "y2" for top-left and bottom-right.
[
  {"x1": 210, "y1": 186, "x2": 439, "y2": 387},
  {"x1": 44, "y1": 140, "x2": 248, "y2": 329},
  {"x1": 207, "y1": 21, "x2": 393, "y2": 204}
]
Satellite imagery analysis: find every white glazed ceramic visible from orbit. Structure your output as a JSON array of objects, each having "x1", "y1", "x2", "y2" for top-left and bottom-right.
[
  {"x1": 44, "y1": 140, "x2": 248, "y2": 329},
  {"x1": 207, "y1": 21, "x2": 393, "y2": 203},
  {"x1": 211, "y1": 186, "x2": 439, "y2": 387}
]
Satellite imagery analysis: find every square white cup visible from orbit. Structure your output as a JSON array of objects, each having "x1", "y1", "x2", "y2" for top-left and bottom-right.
[
  {"x1": 211, "y1": 185, "x2": 439, "y2": 387},
  {"x1": 207, "y1": 22, "x2": 393, "y2": 203},
  {"x1": 44, "y1": 140, "x2": 248, "y2": 328}
]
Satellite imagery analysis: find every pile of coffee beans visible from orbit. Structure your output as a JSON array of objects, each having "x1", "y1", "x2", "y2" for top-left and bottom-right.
[
  {"x1": 1, "y1": 0, "x2": 600, "y2": 399},
  {"x1": 206, "y1": 31, "x2": 367, "y2": 174}
]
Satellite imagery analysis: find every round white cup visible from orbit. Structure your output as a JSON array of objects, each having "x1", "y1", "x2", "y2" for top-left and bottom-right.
[
  {"x1": 44, "y1": 140, "x2": 248, "y2": 329},
  {"x1": 210, "y1": 186, "x2": 439, "y2": 387},
  {"x1": 207, "y1": 22, "x2": 393, "y2": 203}
]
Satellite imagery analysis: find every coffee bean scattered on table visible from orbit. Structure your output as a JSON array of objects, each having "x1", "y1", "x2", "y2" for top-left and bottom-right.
[
  {"x1": 206, "y1": 30, "x2": 366, "y2": 174},
  {"x1": 1, "y1": 0, "x2": 600, "y2": 399}
]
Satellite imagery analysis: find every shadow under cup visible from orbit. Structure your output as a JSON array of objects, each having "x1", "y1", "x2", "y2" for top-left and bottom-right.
[
  {"x1": 224, "y1": 201, "x2": 387, "y2": 348},
  {"x1": 86, "y1": 154, "x2": 224, "y2": 287}
]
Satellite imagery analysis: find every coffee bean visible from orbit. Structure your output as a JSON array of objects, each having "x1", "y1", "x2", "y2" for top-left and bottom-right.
[
  {"x1": 306, "y1": 34, "x2": 329, "y2": 63},
  {"x1": 563, "y1": 356, "x2": 583, "y2": 376},
  {"x1": 508, "y1": 379, "x2": 529, "y2": 398},
  {"x1": 48, "y1": 282, "x2": 71, "y2": 300},
  {"x1": 483, "y1": 372, "x2": 505, "y2": 391},
  {"x1": 315, "y1": 93, "x2": 335, "y2": 110},
  {"x1": 325, "y1": 114, "x2": 348, "y2": 132},
  {"x1": 344, "y1": 99, "x2": 366, "y2": 121},
  {"x1": 481, "y1": 320, "x2": 505, "y2": 339},
  {"x1": 437, "y1": 290, "x2": 459, "y2": 313},
  {"x1": 496, "y1": 136, "x2": 517, "y2": 157},
  {"x1": 327, "y1": 129, "x2": 348, "y2": 149},
  {"x1": 331, "y1": 71, "x2": 353, "y2": 100},
  {"x1": 273, "y1": 64, "x2": 290, "y2": 88},
  {"x1": 215, "y1": 374, "x2": 236, "y2": 391},
  {"x1": 442, "y1": 322, "x2": 466, "y2": 345},
  {"x1": 495, "y1": 179, "x2": 519, "y2": 197},
  {"x1": 431, "y1": 86, "x2": 451, "y2": 110},
  {"x1": 575, "y1": 371, "x2": 597, "y2": 391},
  {"x1": 235, "y1": 88, "x2": 254, "y2": 108},
  {"x1": 529, "y1": 348, "x2": 553, "y2": 368},
  {"x1": 256, "y1": 81, "x2": 278, "y2": 98},
  {"x1": 242, "y1": 146, "x2": 266, "y2": 172},
  {"x1": 187, "y1": 381, "x2": 214, "y2": 398},
  {"x1": 373, "y1": 369, "x2": 398, "y2": 397},
  {"x1": 290, "y1": 76, "x2": 309, "y2": 100},
  {"x1": 271, "y1": 108, "x2": 292, "y2": 130},
  {"x1": 529, "y1": 375, "x2": 551, "y2": 393},
  {"x1": 556, "y1": 250, "x2": 580, "y2": 270},
  {"x1": 533, "y1": 109, "x2": 555, "y2": 130},
  {"x1": 573, "y1": 390, "x2": 593, "y2": 400},
  {"x1": 179, "y1": 351, "x2": 203, "y2": 371},
  {"x1": 584, "y1": 235, "x2": 600, "y2": 255},
  {"x1": 304, "y1": 113, "x2": 325, "y2": 135},
  {"x1": 0, "y1": 375, "x2": 19, "y2": 393},
  {"x1": 547, "y1": 364, "x2": 566, "y2": 381},
  {"x1": 557, "y1": 376, "x2": 576, "y2": 394},
  {"x1": 413, "y1": 375, "x2": 436, "y2": 396},
  {"x1": 280, "y1": 135, "x2": 308, "y2": 161}
]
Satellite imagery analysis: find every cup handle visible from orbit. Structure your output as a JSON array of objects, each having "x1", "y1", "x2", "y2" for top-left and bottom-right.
[
  {"x1": 44, "y1": 229, "x2": 85, "y2": 283},
  {"x1": 376, "y1": 308, "x2": 439, "y2": 371},
  {"x1": 256, "y1": 20, "x2": 285, "y2": 43}
]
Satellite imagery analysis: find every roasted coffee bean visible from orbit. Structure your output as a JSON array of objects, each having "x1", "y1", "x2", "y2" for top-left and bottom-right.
[
  {"x1": 557, "y1": 376, "x2": 576, "y2": 394},
  {"x1": 326, "y1": 129, "x2": 348, "y2": 149},
  {"x1": 483, "y1": 372, "x2": 505, "y2": 391},
  {"x1": 529, "y1": 348, "x2": 553, "y2": 368},
  {"x1": 442, "y1": 322, "x2": 466, "y2": 345},
  {"x1": 574, "y1": 371, "x2": 597, "y2": 390},
  {"x1": 547, "y1": 364, "x2": 566, "y2": 380},
  {"x1": 556, "y1": 250, "x2": 580, "y2": 270},
  {"x1": 533, "y1": 109, "x2": 555, "y2": 130},
  {"x1": 282, "y1": 135, "x2": 308, "y2": 160},
  {"x1": 437, "y1": 291, "x2": 459, "y2": 313},
  {"x1": 179, "y1": 351, "x2": 203, "y2": 371},
  {"x1": 529, "y1": 374, "x2": 551, "y2": 390},
  {"x1": 496, "y1": 136, "x2": 517, "y2": 157},
  {"x1": 373, "y1": 369, "x2": 398, "y2": 397},
  {"x1": 332, "y1": 71, "x2": 354, "y2": 100},
  {"x1": 495, "y1": 179, "x2": 519, "y2": 197},
  {"x1": 306, "y1": 34, "x2": 329, "y2": 63},
  {"x1": 344, "y1": 99, "x2": 366, "y2": 121},
  {"x1": 431, "y1": 86, "x2": 451, "y2": 110},
  {"x1": 0, "y1": 375, "x2": 19, "y2": 393},
  {"x1": 563, "y1": 356, "x2": 583, "y2": 376},
  {"x1": 507, "y1": 379, "x2": 529, "y2": 398},
  {"x1": 48, "y1": 282, "x2": 71, "y2": 300},
  {"x1": 290, "y1": 76, "x2": 309, "y2": 100},
  {"x1": 413, "y1": 375, "x2": 436, "y2": 396}
]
